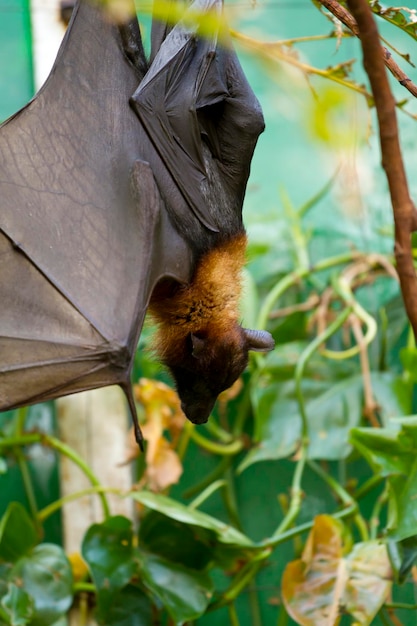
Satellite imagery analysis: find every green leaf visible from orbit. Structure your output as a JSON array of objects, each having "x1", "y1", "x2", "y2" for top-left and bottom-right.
[
  {"x1": 306, "y1": 375, "x2": 363, "y2": 460},
  {"x1": 139, "y1": 511, "x2": 213, "y2": 570},
  {"x1": 0, "y1": 503, "x2": 38, "y2": 563},
  {"x1": 370, "y1": 3, "x2": 417, "y2": 42},
  {"x1": 1, "y1": 583, "x2": 34, "y2": 626},
  {"x1": 241, "y1": 371, "x2": 410, "y2": 471},
  {"x1": 101, "y1": 585, "x2": 152, "y2": 626},
  {"x1": 131, "y1": 491, "x2": 254, "y2": 548},
  {"x1": 309, "y1": 372, "x2": 411, "y2": 458},
  {"x1": 0, "y1": 564, "x2": 12, "y2": 596},
  {"x1": 243, "y1": 378, "x2": 303, "y2": 468},
  {"x1": 82, "y1": 516, "x2": 137, "y2": 619},
  {"x1": 351, "y1": 417, "x2": 417, "y2": 540},
  {"x1": 388, "y1": 536, "x2": 417, "y2": 584},
  {"x1": 400, "y1": 347, "x2": 417, "y2": 382},
  {"x1": 344, "y1": 542, "x2": 392, "y2": 625},
  {"x1": 139, "y1": 553, "x2": 213, "y2": 624},
  {"x1": 9, "y1": 544, "x2": 73, "y2": 626}
]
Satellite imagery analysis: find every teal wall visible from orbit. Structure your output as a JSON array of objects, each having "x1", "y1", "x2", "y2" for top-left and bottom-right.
[{"x1": 0, "y1": 0, "x2": 34, "y2": 121}]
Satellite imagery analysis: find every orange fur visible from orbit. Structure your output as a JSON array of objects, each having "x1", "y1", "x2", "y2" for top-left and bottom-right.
[{"x1": 149, "y1": 233, "x2": 247, "y2": 361}]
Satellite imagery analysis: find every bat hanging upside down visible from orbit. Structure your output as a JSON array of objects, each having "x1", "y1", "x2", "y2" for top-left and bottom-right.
[
  {"x1": 128, "y1": 0, "x2": 275, "y2": 425},
  {"x1": 0, "y1": 0, "x2": 274, "y2": 448},
  {"x1": 149, "y1": 233, "x2": 274, "y2": 425}
]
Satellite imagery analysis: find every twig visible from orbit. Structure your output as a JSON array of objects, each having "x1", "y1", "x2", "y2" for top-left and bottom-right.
[
  {"x1": 317, "y1": 0, "x2": 417, "y2": 99},
  {"x1": 350, "y1": 314, "x2": 380, "y2": 427},
  {"x1": 231, "y1": 29, "x2": 373, "y2": 101},
  {"x1": 346, "y1": 0, "x2": 417, "y2": 342},
  {"x1": 270, "y1": 294, "x2": 320, "y2": 319}
]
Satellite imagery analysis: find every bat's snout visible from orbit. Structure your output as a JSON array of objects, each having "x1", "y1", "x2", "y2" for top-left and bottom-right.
[{"x1": 181, "y1": 398, "x2": 215, "y2": 425}]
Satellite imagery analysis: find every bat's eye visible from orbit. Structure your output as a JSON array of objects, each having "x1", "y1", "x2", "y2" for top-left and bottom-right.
[{"x1": 191, "y1": 333, "x2": 206, "y2": 359}]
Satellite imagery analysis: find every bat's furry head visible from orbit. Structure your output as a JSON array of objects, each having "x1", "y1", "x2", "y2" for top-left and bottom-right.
[
  {"x1": 148, "y1": 233, "x2": 274, "y2": 424},
  {"x1": 167, "y1": 324, "x2": 273, "y2": 424}
]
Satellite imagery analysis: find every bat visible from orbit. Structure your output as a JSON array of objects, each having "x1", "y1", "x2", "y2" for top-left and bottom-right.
[{"x1": 0, "y1": 0, "x2": 274, "y2": 449}]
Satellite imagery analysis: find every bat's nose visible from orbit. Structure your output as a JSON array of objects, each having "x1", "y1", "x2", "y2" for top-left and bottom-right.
[{"x1": 181, "y1": 399, "x2": 215, "y2": 425}]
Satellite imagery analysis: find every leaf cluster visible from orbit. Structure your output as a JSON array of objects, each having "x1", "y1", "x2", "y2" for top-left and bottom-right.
[{"x1": 4, "y1": 1, "x2": 417, "y2": 624}]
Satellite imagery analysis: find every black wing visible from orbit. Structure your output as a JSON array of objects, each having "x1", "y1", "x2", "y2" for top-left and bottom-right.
[{"x1": 130, "y1": 0, "x2": 265, "y2": 241}]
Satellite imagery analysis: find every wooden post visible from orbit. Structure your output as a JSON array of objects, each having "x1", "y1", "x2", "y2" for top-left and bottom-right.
[{"x1": 57, "y1": 387, "x2": 135, "y2": 624}]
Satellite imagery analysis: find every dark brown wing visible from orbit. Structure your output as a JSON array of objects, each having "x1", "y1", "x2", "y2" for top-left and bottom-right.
[{"x1": 0, "y1": 0, "x2": 191, "y2": 445}]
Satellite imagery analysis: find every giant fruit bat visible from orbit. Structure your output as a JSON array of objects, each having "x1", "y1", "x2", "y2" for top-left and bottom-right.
[{"x1": 0, "y1": 0, "x2": 274, "y2": 448}]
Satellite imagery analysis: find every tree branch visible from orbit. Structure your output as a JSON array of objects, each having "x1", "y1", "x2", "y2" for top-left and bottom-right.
[
  {"x1": 318, "y1": 0, "x2": 417, "y2": 100},
  {"x1": 346, "y1": 0, "x2": 417, "y2": 340}
]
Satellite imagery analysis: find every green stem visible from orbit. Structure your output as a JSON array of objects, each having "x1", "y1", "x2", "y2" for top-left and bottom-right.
[
  {"x1": 217, "y1": 560, "x2": 265, "y2": 608},
  {"x1": 12, "y1": 408, "x2": 40, "y2": 533},
  {"x1": 295, "y1": 307, "x2": 352, "y2": 433},
  {"x1": 182, "y1": 456, "x2": 230, "y2": 499},
  {"x1": 73, "y1": 582, "x2": 96, "y2": 594},
  {"x1": 228, "y1": 603, "x2": 241, "y2": 626},
  {"x1": 307, "y1": 460, "x2": 352, "y2": 507},
  {"x1": 38, "y1": 486, "x2": 121, "y2": 522},
  {"x1": 370, "y1": 486, "x2": 388, "y2": 540},
  {"x1": 188, "y1": 479, "x2": 226, "y2": 510},
  {"x1": 78, "y1": 590, "x2": 90, "y2": 626},
  {"x1": 0, "y1": 605, "x2": 10, "y2": 622},
  {"x1": 15, "y1": 407, "x2": 28, "y2": 436},
  {"x1": 353, "y1": 474, "x2": 384, "y2": 500},
  {"x1": 272, "y1": 450, "x2": 307, "y2": 537},
  {"x1": 0, "y1": 433, "x2": 110, "y2": 519},
  {"x1": 203, "y1": 419, "x2": 234, "y2": 443},
  {"x1": 232, "y1": 383, "x2": 252, "y2": 438},
  {"x1": 322, "y1": 273, "x2": 377, "y2": 360},
  {"x1": 0, "y1": 434, "x2": 41, "y2": 447},
  {"x1": 256, "y1": 252, "x2": 359, "y2": 330},
  {"x1": 257, "y1": 271, "x2": 300, "y2": 331},
  {"x1": 47, "y1": 435, "x2": 111, "y2": 519},
  {"x1": 177, "y1": 420, "x2": 192, "y2": 460},
  {"x1": 223, "y1": 465, "x2": 243, "y2": 531},
  {"x1": 385, "y1": 602, "x2": 417, "y2": 610},
  {"x1": 248, "y1": 578, "x2": 263, "y2": 626},
  {"x1": 189, "y1": 427, "x2": 243, "y2": 456},
  {"x1": 308, "y1": 460, "x2": 369, "y2": 542},
  {"x1": 15, "y1": 450, "x2": 40, "y2": 531},
  {"x1": 378, "y1": 609, "x2": 392, "y2": 626},
  {"x1": 277, "y1": 605, "x2": 289, "y2": 626},
  {"x1": 264, "y1": 502, "x2": 358, "y2": 549},
  {"x1": 270, "y1": 308, "x2": 352, "y2": 539}
]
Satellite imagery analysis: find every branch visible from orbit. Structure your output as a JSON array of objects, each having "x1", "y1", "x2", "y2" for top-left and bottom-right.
[
  {"x1": 346, "y1": 0, "x2": 417, "y2": 340},
  {"x1": 318, "y1": 0, "x2": 417, "y2": 99}
]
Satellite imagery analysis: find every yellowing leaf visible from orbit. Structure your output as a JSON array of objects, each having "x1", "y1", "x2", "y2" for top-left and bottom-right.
[
  {"x1": 68, "y1": 552, "x2": 89, "y2": 582},
  {"x1": 144, "y1": 437, "x2": 183, "y2": 492},
  {"x1": 282, "y1": 515, "x2": 392, "y2": 626},
  {"x1": 302, "y1": 515, "x2": 343, "y2": 568},
  {"x1": 282, "y1": 516, "x2": 343, "y2": 626},
  {"x1": 135, "y1": 378, "x2": 185, "y2": 492},
  {"x1": 344, "y1": 543, "x2": 392, "y2": 625}
]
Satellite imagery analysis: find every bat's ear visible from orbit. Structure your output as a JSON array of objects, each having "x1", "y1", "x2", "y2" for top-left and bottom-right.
[
  {"x1": 191, "y1": 333, "x2": 206, "y2": 359},
  {"x1": 244, "y1": 329, "x2": 275, "y2": 353}
]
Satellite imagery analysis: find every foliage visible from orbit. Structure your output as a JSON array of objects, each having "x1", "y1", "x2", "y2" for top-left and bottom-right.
[
  {"x1": 3, "y1": 1, "x2": 417, "y2": 625},
  {"x1": 282, "y1": 515, "x2": 392, "y2": 626}
]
